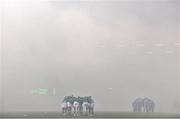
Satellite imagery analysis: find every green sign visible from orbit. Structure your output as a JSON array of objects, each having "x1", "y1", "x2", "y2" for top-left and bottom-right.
[{"x1": 31, "y1": 88, "x2": 49, "y2": 95}]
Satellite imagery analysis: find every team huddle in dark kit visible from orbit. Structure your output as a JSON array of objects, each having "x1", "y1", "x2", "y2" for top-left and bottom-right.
[{"x1": 61, "y1": 95, "x2": 95, "y2": 116}]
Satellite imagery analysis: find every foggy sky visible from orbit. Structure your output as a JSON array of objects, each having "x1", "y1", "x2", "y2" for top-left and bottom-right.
[{"x1": 0, "y1": 0, "x2": 180, "y2": 113}]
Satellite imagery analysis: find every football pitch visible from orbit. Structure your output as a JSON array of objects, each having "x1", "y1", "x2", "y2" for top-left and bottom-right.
[{"x1": 0, "y1": 112, "x2": 179, "y2": 118}]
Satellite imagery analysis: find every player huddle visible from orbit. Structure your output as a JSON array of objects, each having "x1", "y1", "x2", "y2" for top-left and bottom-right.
[{"x1": 61, "y1": 95, "x2": 95, "y2": 116}]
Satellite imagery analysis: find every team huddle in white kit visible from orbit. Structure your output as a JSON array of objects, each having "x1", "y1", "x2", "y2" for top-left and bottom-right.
[{"x1": 61, "y1": 95, "x2": 95, "y2": 116}]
